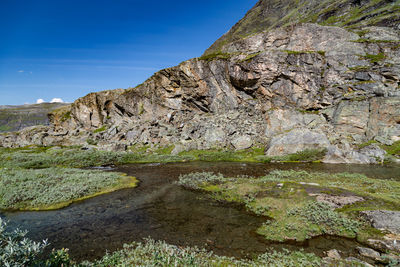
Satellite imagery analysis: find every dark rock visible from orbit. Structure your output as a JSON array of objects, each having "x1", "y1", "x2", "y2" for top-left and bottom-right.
[{"x1": 355, "y1": 72, "x2": 371, "y2": 81}]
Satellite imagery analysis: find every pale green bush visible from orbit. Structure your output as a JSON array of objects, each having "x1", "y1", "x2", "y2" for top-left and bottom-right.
[{"x1": 0, "y1": 218, "x2": 47, "y2": 267}]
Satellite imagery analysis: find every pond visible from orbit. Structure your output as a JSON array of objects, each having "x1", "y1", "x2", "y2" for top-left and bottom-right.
[{"x1": 2, "y1": 162, "x2": 400, "y2": 262}]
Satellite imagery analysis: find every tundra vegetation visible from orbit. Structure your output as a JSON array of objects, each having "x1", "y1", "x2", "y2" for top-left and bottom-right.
[
  {"x1": 178, "y1": 170, "x2": 400, "y2": 243},
  {"x1": 2, "y1": 217, "x2": 369, "y2": 267},
  {"x1": 1, "y1": 145, "x2": 400, "y2": 265},
  {"x1": 0, "y1": 146, "x2": 329, "y2": 169},
  {"x1": 0, "y1": 147, "x2": 138, "y2": 211}
]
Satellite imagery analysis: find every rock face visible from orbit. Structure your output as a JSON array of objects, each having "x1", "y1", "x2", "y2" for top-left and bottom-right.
[
  {"x1": 0, "y1": 1, "x2": 399, "y2": 164},
  {"x1": 205, "y1": 0, "x2": 400, "y2": 56}
]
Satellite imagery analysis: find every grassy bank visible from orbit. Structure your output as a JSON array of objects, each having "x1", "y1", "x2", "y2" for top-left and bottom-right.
[
  {"x1": 0, "y1": 147, "x2": 140, "y2": 211},
  {"x1": 0, "y1": 168, "x2": 137, "y2": 211},
  {"x1": 177, "y1": 170, "x2": 400, "y2": 243},
  {"x1": 0, "y1": 146, "x2": 328, "y2": 170}
]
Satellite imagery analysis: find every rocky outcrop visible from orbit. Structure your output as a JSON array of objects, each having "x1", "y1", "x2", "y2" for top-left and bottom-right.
[
  {"x1": 205, "y1": 0, "x2": 400, "y2": 56},
  {"x1": 0, "y1": 1, "x2": 399, "y2": 164}
]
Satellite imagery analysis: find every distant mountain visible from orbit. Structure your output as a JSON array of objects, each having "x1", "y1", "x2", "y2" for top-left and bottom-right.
[{"x1": 0, "y1": 103, "x2": 69, "y2": 132}]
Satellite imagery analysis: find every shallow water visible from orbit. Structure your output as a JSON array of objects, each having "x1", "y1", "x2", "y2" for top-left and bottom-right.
[{"x1": 1, "y1": 162, "x2": 400, "y2": 262}]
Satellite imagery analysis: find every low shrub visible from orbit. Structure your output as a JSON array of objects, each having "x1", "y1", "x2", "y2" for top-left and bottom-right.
[
  {"x1": 0, "y1": 218, "x2": 48, "y2": 267},
  {"x1": 288, "y1": 201, "x2": 361, "y2": 234},
  {"x1": 81, "y1": 238, "x2": 321, "y2": 267},
  {"x1": 177, "y1": 172, "x2": 227, "y2": 190},
  {"x1": 0, "y1": 168, "x2": 137, "y2": 210}
]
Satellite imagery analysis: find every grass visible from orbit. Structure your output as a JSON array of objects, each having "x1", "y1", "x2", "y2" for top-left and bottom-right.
[
  {"x1": 348, "y1": 65, "x2": 370, "y2": 72},
  {"x1": 0, "y1": 143, "x2": 389, "y2": 211},
  {"x1": 361, "y1": 52, "x2": 387, "y2": 64},
  {"x1": 0, "y1": 146, "x2": 332, "y2": 170},
  {"x1": 81, "y1": 238, "x2": 322, "y2": 267},
  {"x1": 0, "y1": 125, "x2": 12, "y2": 132},
  {"x1": 0, "y1": 167, "x2": 137, "y2": 211},
  {"x1": 93, "y1": 125, "x2": 108, "y2": 133},
  {"x1": 357, "y1": 140, "x2": 400, "y2": 158},
  {"x1": 357, "y1": 140, "x2": 378, "y2": 149},
  {"x1": 177, "y1": 170, "x2": 400, "y2": 243},
  {"x1": 381, "y1": 140, "x2": 400, "y2": 158},
  {"x1": 239, "y1": 51, "x2": 262, "y2": 62},
  {"x1": 198, "y1": 52, "x2": 234, "y2": 62},
  {"x1": 274, "y1": 148, "x2": 327, "y2": 162}
]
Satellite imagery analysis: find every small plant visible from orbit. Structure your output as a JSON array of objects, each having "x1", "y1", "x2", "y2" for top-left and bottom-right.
[
  {"x1": 86, "y1": 138, "x2": 98, "y2": 146},
  {"x1": 361, "y1": 52, "x2": 386, "y2": 64},
  {"x1": 44, "y1": 248, "x2": 72, "y2": 266},
  {"x1": 177, "y1": 172, "x2": 226, "y2": 190},
  {"x1": 0, "y1": 218, "x2": 48, "y2": 267},
  {"x1": 277, "y1": 148, "x2": 328, "y2": 162},
  {"x1": 288, "y1": 201, "x2": 361, "y2": 234},
  {"x1": 93, "y1": 125, "x2": 108, "y2": 134}
]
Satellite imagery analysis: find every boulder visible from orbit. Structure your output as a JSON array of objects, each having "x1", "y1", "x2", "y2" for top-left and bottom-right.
[
  {"x1": 323, "y1": 145, "x2": 374, "y2": 164},
  {"x1": 231, "y1": 135, "x2": 253, "y2": 150},
  {"x1": 204, "y1": 128, "x2": 226, "y2": 147},
  {"x1": 361, "y1": 210, "x2": 400, "y2": 234},
  {"x1": 359, "y1": 144, "x2": 387, "y2": 163},
  {"x1": 326, "y1": 249, "x2": 341, "y2": 259},
  {"x1": 356, "y1": 247, "x2": 380, "y2": 260},
  {"x1": 265, "y1": 129, "x2": 330, "y2": 156}
]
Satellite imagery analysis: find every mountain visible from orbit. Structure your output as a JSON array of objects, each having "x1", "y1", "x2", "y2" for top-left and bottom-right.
[
  {"x1": 1, "y1": 0, "x2": 399, "y2": 164},
  {"x1": 0, "y1": 103, "x2": 69, "y2": 133}
]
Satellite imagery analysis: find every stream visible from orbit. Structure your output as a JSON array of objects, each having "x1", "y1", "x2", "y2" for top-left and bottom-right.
[{"x1": 2, "y1": 162, "x2": 400, "y2": 262}]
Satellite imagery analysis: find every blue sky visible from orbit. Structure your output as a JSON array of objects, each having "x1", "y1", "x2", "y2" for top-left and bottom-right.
[{"x1": 0, "y1": 0, "x2": 258, "y2": 105}]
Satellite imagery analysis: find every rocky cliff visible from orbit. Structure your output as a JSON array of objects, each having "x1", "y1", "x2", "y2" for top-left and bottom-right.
[{"x1": 1, "y1": 0, "x2": 399, "y2": 164}]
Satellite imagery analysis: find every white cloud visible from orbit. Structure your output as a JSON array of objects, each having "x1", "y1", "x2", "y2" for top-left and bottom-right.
[
  {"x1": 36, "y1": 99, "x2": 45, "y2": 104},
  {"x1": 18, "y1": 70, "x2": 24, "y2": 73},
  {"x1": 50, "y1": 98, "x2": 64, "y2": 103}
]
